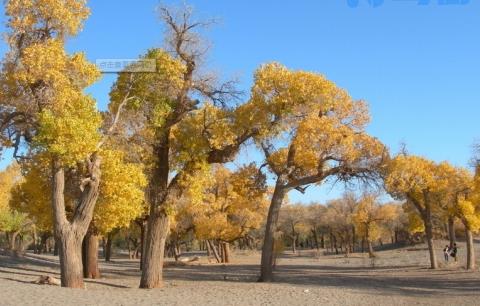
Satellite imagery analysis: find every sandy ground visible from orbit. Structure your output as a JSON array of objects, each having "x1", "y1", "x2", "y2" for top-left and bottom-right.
[{"x1": 1, "y1": 241, "x2": 480, "y2": 306}]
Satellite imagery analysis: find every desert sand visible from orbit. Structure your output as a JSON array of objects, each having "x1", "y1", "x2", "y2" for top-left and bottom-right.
[{"x1": 1, "y1": 241, "x2": 480, "y2": 306}]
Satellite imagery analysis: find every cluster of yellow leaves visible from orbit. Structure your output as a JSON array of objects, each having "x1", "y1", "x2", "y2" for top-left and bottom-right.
[
  {"x1": 171, "y1": 103, "x2": 238, "y2": 167},
  {"x1": 3, "y1": 0, "x2": 102, "y2": 166},
  {"x1": 353, "y1": 194, "x2": 396, "y2": 241},
  {"x1": 35, "y1": 96, "x2": 102, "y2": 166},
  {"x1": 94, "y1": 150, "x2": 147, "y2": 234},
  {"x1": 10, "y1": 160, "x2": 53, "y2": 231},
  {"x1": 385, "y1": 155, "x2": 447, "y2": 207},
  {"x1": 6, "y1": 0, "x2": 90, "y2": 38},
  {"x1": 0, "y1": 163, "x2": 21, "y2": 213},
  {"x1": 9, "y1": 150, "x2": 146, "y2": 234},
  {"x1": 240, "y1": 63, "x2": 385, "y2": 181},
  {"x1": 180, "y1": 164, "x2": 268, "y2": 242},
  {"x1": 109, "y1": 48, "x2": 186, "y2": 129}
]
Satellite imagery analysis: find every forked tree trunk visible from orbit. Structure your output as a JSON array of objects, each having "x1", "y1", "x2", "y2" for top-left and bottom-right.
[
  {"x1": 139, "y1": 212, "x2": 169, "y2": 288},
  {"x1": 51, "y1": 156, "x2": 101, "y2": 288},
  {"x1": 259, "y1": 179, "x2": 287, "y2": 282},
  {"x1": 465, "y1": 226, "x2": 475, "y2": 270},
  {"x1": 82, "y1": 230, "x2": 100, "y2": 279}
]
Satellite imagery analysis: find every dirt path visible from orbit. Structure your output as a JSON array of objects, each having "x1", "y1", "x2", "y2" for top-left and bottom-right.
[{"x1": 1, "y1": 243, "x2": 479, "y2": 305}]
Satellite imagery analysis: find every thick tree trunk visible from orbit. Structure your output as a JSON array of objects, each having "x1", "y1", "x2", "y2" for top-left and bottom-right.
[
  {"x1": 51, "y1": 156, "x2": 101, "y2": 288},
  {"x1": 82, "y1": 231, "x2": 100, "y2": 279},
  {"x1": 465, "y1": 226, "x2": 475, "y2": 270},
  {"x1": 259, "y1": 180, "x2": 287, "y2": 282},
  {"x1": 320, "y1": 233, "x2": 325, "y2": 249},
  {"x1": 139, "y1": 212, "x2": 169, "y2": 288},
  {"x1": 448, "y1": 217, "x2": 456, "y2": 248},
  {"x1": 58, "y1": 231, "x2": 84, "y2": 288}
]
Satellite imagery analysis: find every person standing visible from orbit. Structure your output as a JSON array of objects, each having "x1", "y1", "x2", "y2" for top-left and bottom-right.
[
  {"x1": 451, "y1": 243, "x2": 458, "y2": 262},
  {"x1": 443, "y1": 245, "x2": 450, "y2": 262}
]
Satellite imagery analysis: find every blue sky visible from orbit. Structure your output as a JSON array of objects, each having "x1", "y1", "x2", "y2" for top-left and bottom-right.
[{"x1": 1, "y1": 0, "x2": 479, "y2": 203}]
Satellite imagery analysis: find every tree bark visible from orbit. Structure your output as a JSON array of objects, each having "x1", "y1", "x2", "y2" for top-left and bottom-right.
[
  {"x1": 448, "y1": 216, "x2": 456, "y2": 249},
  {"x1": 139, "y1": 221, "x2": 146, "y2": 270},
  {"x1": 9, "y1": 231, "x2": 18, "y2": 251},
  {"x1": 259, "y1": 179, "x2": 287, "y2": 282},
  {"x1": 424, "y1": 216, "x2": 438, "y2": 269},
  {"x1": 465, "y1": 226, "x2": 475, "y2": 270},
  {"x1": 57, "y1": 230, "x2": 84, "y2": 288},
  {"x1": 82, "y1": 230, "x2": 100, "y2": 279},
  {"x1": 223, "y1": 242, "x2": 231, "y2": 263},
  {"x1": 51, "y1": 156, "x2": 101, "y2": 288},
  {"x1": 207, "y1": 240, "x2": 221, "y2": 263},
  {"x1": 139, "y1": 212, "x2": 169, "y2": 288}
]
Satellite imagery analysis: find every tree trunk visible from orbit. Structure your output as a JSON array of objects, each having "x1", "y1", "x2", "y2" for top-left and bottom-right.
[
  {"x1": 312, "y1": 227, "x2": 319, "y2": 250},
  {"x1": 223, "y1": 242, "x2": 231, "y2": 263},
  {"x1": 465, "y1": 226, "x2": 475, "y2": 270},
  {"x1": 448, "y1": 216, "x2": 456, "y2": 249},
  {"x1": 352, "y1": 226, "x2": 356, "y2": 253},
  {"x1": 207, "y1": 240, "x2": 221, "y2": 263},
  {"x1": 32, "y1": 227, "x2": 38, "y2": 254},
  {"x1": 139, "y1": 212, "x2": 169, "y2": 288},
  {"x1": 206, "y1": 240, "x2": 212, "y2": 257},
  {"x1": 333, "y1": 235, "x2": 339, "y2": 254},
  {"x1": 105, "y1": 232, "x2": 113, "y2": 262},
  {"x1": 424, "y1": 216, "x2": 438, "y2": 269},
  {"x1": 51, "y1": 156, "x2": 101, "y2": 288},
  {"x1": 53, "y1": 238, "x2": 59, "y2": 256},
  {"x1": 139, "y1": 221, "x2": 145, "y2": 270},
  {"x1": 291, "y1": 235, "x2": 297, "y2": 254},
  {"x1": 82, "y1": 230, "x2": 100, "y2": 279},
  {"x1": 9, "y1": 231, "x2": 18, "y2": 251},
  {"x1": 259, "y1": 180, "x2": 287, "y2": 282},
  {"x1": 320, "y1": 233, "x2": 325, "y2": 249},
  {"x1": 58, "y1": 230, "x2": 84, "y2": 288}
]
